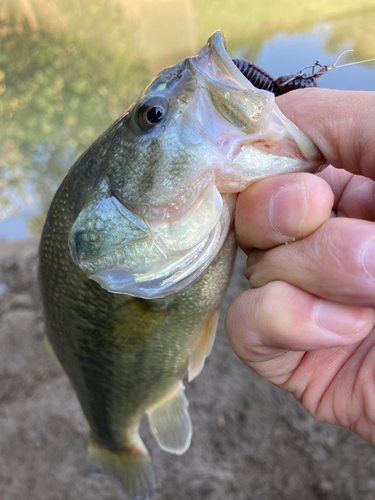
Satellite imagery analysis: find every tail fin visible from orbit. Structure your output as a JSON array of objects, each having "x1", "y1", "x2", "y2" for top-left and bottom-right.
[{"x1": 87, "y1": 436, "x2": 156, "y2": 500}]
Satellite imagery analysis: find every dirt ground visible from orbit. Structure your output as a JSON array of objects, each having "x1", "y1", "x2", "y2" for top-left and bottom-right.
[{"x1": 1, "y1": 238, "x2": 375, "y2": 500}]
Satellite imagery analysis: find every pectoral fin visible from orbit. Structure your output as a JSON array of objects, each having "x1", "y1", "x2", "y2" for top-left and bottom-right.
[
  {"x1": 43, "y1": 332, "x2": 60, "y2": 366},
  {"x1": 188, "y1": 308, "x2": 220, "y2": 382},
  {"x1": 147, "y1": 384, "x2": 192, "y2": 455}
]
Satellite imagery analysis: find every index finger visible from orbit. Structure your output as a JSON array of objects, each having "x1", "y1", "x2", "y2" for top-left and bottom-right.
[{"x1": 276, "y1": 88, "x2": 375, "y2": 179}]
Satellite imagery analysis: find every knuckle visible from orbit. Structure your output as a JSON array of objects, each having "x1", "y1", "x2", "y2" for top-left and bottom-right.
[
  {"x1": 246, "y1": 250, "x2": 274, "y2": 288},
  {"x1": 225, "y1": 287, "x2": 280, "y2": 356},
  {"x1": 321, "y1": 219, "x2": 374, "y2": 284},
  {"x1": 225, "y1": 292, "x2": 256, "y2": 356},
  {"x1": 245, "y1": 249, "x2": 264, "y2": 268},
  {"x1": 254, "y1": 281, "x2": 291, "y2": 331}
]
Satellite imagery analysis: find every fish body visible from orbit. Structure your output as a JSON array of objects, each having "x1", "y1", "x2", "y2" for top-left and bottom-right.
[{"x1": 39, "y1": 31, "x2": 325, "y2": 499}]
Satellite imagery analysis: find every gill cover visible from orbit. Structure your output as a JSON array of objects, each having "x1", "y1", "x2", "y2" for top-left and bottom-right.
[{"x1": 70, "y1": 179, "x2": 235, "y2": 299}]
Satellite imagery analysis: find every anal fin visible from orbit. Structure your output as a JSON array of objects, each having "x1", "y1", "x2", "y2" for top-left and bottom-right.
[
  {"x1": 188, "y1": 308, "x2": 220, "y2": 382},
  {"x1": 147, "y1": 383, "x2": 192, "y2": 455},
  {"x1": 88, "y1": 435, "x2": 155, "y2": 500}
]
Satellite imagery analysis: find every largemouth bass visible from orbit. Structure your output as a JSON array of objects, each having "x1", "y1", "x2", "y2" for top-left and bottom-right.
[{"x1": 39, "y1": 31, "x2": 325, "y2": 499}]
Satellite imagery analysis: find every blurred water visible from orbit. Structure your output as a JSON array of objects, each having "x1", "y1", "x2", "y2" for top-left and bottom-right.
[
  {"x1": 257, "y1": 26, "x2": 375, "y2": 91},
  {"x1": 1, "y1": 0, "x2": 374, "y2": 241}
]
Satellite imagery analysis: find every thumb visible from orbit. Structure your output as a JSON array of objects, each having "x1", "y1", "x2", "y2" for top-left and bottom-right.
[{"x1": 277, "y1": 88, "x2": 375, "y2": 179}]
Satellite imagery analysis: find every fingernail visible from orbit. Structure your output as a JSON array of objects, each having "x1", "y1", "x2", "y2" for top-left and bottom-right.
[
  {"x1": 315, "y1": 299, "x2": 368, "y2": 335},
  {"x1": 361, "y1": 237, "x2": 375, "y2": 283},
  {"x1": 269, "y1": 180, "x2": 307, "y2": 238}
]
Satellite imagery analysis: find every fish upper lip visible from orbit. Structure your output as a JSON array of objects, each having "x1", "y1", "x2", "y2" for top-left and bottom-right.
[{"x1": 192, "y1": 30, "x2": 251, "y2": 88}]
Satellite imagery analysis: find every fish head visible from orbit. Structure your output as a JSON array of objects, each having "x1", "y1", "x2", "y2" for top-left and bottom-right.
[{"x1": 69, "y1": 31, "x2": 325, "y2": 299}]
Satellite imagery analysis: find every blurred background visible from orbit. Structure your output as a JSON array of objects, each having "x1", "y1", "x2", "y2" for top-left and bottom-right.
[
  {"x1": 1, "y1": 1, "x2": 375, "y2": 499},
  {"x1": 1, "y1": 0, "x2": 375, "y2": 240}
]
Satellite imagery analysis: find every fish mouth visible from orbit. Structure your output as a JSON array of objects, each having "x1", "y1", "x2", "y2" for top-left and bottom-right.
[
  {"x1": 194, "y1": 31, "x2": 253, "y2": 88},
  {"x1": 192, "y1": 31, "x2": 323, "y2": 164}
]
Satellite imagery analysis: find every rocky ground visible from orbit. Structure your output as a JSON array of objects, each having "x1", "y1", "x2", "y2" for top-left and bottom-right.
[{"x1": 1, "y1": 238, "x2": 375, "y2": 500}]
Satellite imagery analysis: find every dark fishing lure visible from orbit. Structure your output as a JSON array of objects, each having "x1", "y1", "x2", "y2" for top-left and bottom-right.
[
  {"x1": 233, "y1": 51, "x2": 375, "y2": 96},
  {"x1": 232, "y1": 58, "x2": 318, "y2": 95}
]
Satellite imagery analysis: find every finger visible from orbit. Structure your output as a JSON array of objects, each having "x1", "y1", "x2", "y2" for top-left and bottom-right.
[
  {"x1": 317, "y1": 166, "x2": 375, "y2": 221},
  {"x1": 246, "y1": 217, "x2": 375, "y2": 307},
  {"x1": 276, "y1": 89, "x2": 375, "y2": 179},
  {"x1": 235, "y1": 172, "x2": 334, "y2": 252},
  {"x1": 225, "y1": 281, "x2": 374, "y2": 385}
]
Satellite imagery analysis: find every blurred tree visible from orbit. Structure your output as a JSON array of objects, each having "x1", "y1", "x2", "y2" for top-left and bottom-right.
[{"x1": 0, "y1": 0, "x2": 150, "y2": 234}]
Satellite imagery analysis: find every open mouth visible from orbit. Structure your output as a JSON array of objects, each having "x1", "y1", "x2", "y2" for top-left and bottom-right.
[{"x1": 192, "y1": 31, "x2": 323, "y2": 164}]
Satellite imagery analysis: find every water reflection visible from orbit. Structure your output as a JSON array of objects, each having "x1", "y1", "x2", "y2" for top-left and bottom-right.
[{"x1": 0, "y1": 0, "x2": 374, "y2": 240}]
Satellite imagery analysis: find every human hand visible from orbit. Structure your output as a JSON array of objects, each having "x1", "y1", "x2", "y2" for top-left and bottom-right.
[{"x1": 225, "y1": 89, "x2": 375, "y2": 444}]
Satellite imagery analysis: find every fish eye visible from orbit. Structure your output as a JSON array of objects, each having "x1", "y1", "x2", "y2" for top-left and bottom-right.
[{"x1": 137, "y1": 97, "x2": 169, "y2": 130}]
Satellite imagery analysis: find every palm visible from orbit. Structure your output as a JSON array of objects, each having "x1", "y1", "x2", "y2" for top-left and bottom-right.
[{"x1": 283, "y1": 329, "x2": 375, "y2": 444}]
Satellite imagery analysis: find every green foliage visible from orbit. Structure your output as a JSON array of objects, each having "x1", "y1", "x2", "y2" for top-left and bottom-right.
[{"x1": 0, "y1": 0, "x2": 150, "y2": 233}]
